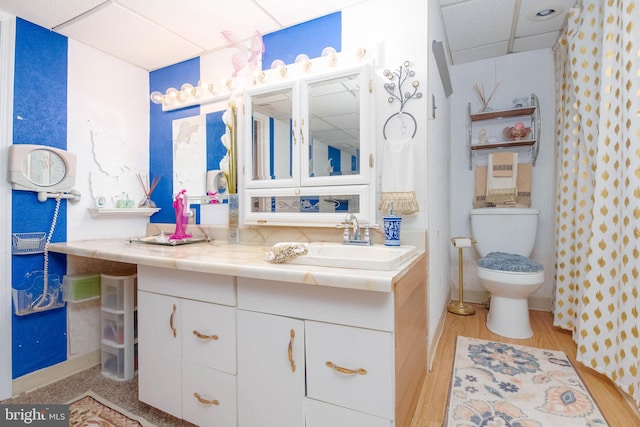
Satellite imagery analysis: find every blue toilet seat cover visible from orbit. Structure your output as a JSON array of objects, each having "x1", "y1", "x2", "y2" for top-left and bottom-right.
[{"x1": 478, "y1": 252, "x2": 543, "y2": 273}]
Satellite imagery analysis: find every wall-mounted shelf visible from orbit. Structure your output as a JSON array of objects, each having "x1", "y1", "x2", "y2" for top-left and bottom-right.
[
  {"x1": 467, "y1": 94, "x2": 540, "y2": 170},
  {"x1": 88, "y1": 208, "x2": 160, "y2": 218}
]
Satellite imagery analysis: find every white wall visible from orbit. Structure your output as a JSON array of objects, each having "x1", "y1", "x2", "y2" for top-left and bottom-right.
[
  {"x1": 448, "y1": 49, "x2": 556, "y2": 308},
  {"x1": 66, "y1": 39, "x2": 150, "y2": 357},
  {"x1": 426, "y1": 0, "x2": 453, "y2": 357},
  {"x1": 67, "y1": 39, "x2": 151, "y2": 241}
]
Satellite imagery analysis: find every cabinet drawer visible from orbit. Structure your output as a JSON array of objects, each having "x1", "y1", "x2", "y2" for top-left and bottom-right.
[
  {"x1": 182, "y1": 299, "x2": 236, "y2": 374},
  {"x1": 182, "y1": 361, "x2": 237, "y2": 427},
  {"x1": 305, "y1": 321, "x2": 394, "y2": 420},
  {"x1": 137, "y1": 265, "x2": 236, "y2": 306},
  {"x1": 306, "y1": 398, "x2": 392, "y2": 427}
]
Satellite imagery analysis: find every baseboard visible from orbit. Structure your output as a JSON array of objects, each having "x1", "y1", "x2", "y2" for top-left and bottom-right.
[
  {"x1": 11, "y1": 350, "x2": 100, "y2": 397},
  {"x1": 450, "y1": 288, "x2": 552, "y2": 312},
  {"x1": 428, "y1": 303, "x2": 448, "y2": 371}
]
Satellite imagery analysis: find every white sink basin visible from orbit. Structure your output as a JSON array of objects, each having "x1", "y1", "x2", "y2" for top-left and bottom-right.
[{"x1": 288, "y1": 243, "x2": 417, "y2": 271}]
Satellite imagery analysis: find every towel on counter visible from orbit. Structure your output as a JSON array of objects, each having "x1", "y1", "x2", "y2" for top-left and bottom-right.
[
  {"x1": 379, "y1": 138, "x2": 419, "y2": 215},
  {"x1": 485, "y1": 152, "x2": 518, "y2": 205},
  {"x1": 474, "y1": 163, "x2": 532, "y2": 208}
]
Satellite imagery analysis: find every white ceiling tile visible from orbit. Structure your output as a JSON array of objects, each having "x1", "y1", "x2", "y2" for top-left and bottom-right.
[
  {"x1": 0, "y1": 0, "x2": 104, "y2": 28},
  {"x1": 56, "y1": 2, "x2": 203, "y2": 70},
  {"x1": 255, "y1": 0, "x2": 365, "y2": 27},
  {"x1": 119, "y1": 0, "x2": 280, "y2": 51},
  {"x1": 451, "y1": 41, "x2": 509, "y2": 64},
  {"x1": 516, "y1": 0, "x2": 574, "y2": 37},
  {"x1": 441, "y1": 0, "x2": 516, "y2": 52},
  {"x1": 512, "y1": 31, "x2": 561, "y2": 53}
]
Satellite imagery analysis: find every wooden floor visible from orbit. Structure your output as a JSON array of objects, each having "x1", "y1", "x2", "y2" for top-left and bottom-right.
[{"x1": 409, "y1": 304, "x2": 640, "y2": 427}]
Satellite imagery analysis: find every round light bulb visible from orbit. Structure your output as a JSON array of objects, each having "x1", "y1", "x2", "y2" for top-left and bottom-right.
[
  {"x1": 150, "y1": 91, "x2": 164, "y2": 104},
  {"x1": 181, "y1": 83, "x2": 194, "y2": 96}
]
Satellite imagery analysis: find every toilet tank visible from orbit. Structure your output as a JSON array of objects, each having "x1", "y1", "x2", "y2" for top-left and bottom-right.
[{"x1": 469, "y1": 208, "x2": 539, "y2": 257}]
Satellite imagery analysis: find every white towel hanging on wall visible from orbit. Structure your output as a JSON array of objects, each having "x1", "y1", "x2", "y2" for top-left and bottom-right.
[{"x1": 379, "y1": 138, "x2": 419, "y2": 215}]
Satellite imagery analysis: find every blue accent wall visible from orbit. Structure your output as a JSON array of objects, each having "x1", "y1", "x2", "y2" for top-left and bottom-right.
[
  {"x1": 149, "y1": 58, "x2": 200, "y2": 224},
  {"x1": 11, "y1": 18, "x2": 69, "y2": 378},
  {"x1": 262, "y1": 12, "x2": 342, "y2": 68},
  {"x1": 206, "y1": 111, "x2": 227, "y2": 172}
]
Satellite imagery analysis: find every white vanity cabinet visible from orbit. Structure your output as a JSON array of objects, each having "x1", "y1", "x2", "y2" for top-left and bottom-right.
[
  {"x1": 242, "y1": 62, "x2": 376, "y2": 226},
  {"x1": 137, "y1": 265, "x2": 237, "y2": 427},
  {"x1": 236, "y1": 252, "x2": 426, "y2": 427}
]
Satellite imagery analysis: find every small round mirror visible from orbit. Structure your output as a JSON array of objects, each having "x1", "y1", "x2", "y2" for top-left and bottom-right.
[{"x1": 22, "y1": 148, "x2": 66, "y2": 187}]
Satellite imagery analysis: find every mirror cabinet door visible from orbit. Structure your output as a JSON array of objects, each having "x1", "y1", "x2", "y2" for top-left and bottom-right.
[
  {"x1": 246, "y1": 84, "x2": 296, "y2": 188},
  {"x1": 301, "y1": 67, "x2": 370, "y2": 186}
]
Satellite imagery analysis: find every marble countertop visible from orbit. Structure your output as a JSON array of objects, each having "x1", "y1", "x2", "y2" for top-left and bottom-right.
[{"x1": 48, "y1": 239, "x2": 425, "y2": 293}]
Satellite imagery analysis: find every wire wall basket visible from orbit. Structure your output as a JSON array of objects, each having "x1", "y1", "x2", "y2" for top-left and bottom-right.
[{"x1": 12, "y1": 232, "x2": 47, "y2": 255}]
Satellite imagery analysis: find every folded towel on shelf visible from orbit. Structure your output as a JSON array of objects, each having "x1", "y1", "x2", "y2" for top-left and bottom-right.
[
  {"x1": 379, "y1": 138, "x2": 419, "y2": 215},
  {"x1": 491, "y1": 151, "x2": 515, "y2": 177},
  {"x1": 486, "y1": 152, "x2": 518, "y2": 205}
]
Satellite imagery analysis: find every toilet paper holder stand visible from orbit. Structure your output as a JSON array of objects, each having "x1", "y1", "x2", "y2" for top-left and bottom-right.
[{"x1": 448, "y1": 236, "x2": 477, "y2": 316}]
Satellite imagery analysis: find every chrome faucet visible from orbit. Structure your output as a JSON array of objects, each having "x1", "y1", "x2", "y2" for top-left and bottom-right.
[
  {"x1": 345, "y1": 213, "x2": 361, "y2": 241},
  {"x1": 338, "y1": 214, "x2": 377, "y2": 246}
]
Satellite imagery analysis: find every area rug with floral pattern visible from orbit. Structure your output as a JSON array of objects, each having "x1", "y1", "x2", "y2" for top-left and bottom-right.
[
  {"x1": 67, "y1": 391, "x2": 156, "y2": 427},
  {"x1": 445, "y1": 336, "x2": 609, "y2": 426}
]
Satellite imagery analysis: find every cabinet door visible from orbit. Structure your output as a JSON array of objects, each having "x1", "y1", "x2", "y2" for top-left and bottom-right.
[
  {"x1": 137, "y1": 291, "x2": 182, "y2": 418},
  {"x1": 300, "y1": 64, "x2": 372, "y2": 187},
  {"x1": 244, "y1": 81, "x2": 299, "y2": 189},
  {"x1": 237, "y1": 310, "x2": 305, "y2": 427}
]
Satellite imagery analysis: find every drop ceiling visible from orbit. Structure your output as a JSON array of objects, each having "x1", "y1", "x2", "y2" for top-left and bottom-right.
[
  {"x1": 0, "y1": 0, "x2": 366, "y2": 71},
  {"x1": 0, "y1": 0, "x2": 576, "y2": 71},
  {"x1": 439, "y1": 0, "x2": 577, "y2": 64}
]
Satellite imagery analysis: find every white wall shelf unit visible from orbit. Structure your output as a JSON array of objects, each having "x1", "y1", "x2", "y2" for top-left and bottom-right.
[{"x1": 467, "y1": 93, "x2": 540, "y2": 170}]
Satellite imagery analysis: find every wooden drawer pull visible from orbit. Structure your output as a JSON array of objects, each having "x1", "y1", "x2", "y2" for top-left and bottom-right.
[
  {"x1": 325, "y1": 361, "x2": 367, "y2": 376},
  {"x1": 288, "y1": 329, "x2": 296, "y2": 373},
  {"x1": 193, "y1": 392, "x2": 219, "y2": 406},
  {"x1": 169, "y1": 304, "x2": 177, "y2": 338},
  {"x1": 193, "y1": 330, "x2": 219, "y2": 341}
]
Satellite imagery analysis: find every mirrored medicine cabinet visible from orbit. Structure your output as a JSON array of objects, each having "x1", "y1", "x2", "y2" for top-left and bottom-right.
[{"x1": 242, "y1": 62, "x2": 376, "y2": 226}]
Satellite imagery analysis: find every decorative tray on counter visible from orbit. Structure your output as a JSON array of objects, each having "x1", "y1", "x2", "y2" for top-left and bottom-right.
[{"x1": 129, "y1": 235, "x2": 209, "y2": 246}]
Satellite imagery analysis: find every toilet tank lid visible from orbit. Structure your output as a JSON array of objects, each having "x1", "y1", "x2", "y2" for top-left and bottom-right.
[
  {"x1": 470, "y1": 208, "x2": 540, "y2": 215},
  {"x1": 478, "y1": 252, "x2": 543, "y2": 272}
]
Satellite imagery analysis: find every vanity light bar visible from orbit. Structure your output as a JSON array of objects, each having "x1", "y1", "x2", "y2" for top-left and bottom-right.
[
  {"x1": 150, "y1": 47, "x2": 371, "y2": 111},
  {"x1": 254, "y1": 47, "x2": 370, "y2": 85},
  {"x1": 150, "y1": 80, "x2": 233, "y2": 112}
]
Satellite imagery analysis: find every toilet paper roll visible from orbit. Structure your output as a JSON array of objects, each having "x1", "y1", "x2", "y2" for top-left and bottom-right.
[{"x1": 452, "y1": 237, "x2": 472, "y2": 248}]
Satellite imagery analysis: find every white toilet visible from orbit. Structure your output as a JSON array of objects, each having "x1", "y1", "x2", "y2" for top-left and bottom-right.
[{"x1": 469, "y1": 208, "x2": 544, "y2": 339}]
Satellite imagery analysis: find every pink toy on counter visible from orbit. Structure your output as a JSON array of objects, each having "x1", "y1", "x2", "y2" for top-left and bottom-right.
[{"x1": 169, "y1": 189, "x2": 192, "y2": 240}]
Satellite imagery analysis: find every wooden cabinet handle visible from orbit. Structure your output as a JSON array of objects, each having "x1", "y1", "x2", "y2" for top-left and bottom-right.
[
  {"x1": 193, "y1": 330, "x2": 219, "y2": 341},
  {"x1": 325, "y1": 361, "x2": 367, "y2": 376},
  {"x1": 169, "y1": 304, "x2": 177, "y2": 338},
  {"x1": 288, "y1": 329, "x2": 296, "y2": 373},
  {"x1": 193, "y1": 392, "x2": 219, "y2": 406}
]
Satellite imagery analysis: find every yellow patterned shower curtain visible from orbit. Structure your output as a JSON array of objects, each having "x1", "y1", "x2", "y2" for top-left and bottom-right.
[{"x1": 553, "y1": 0, "x2": 640, "y2": 407}]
